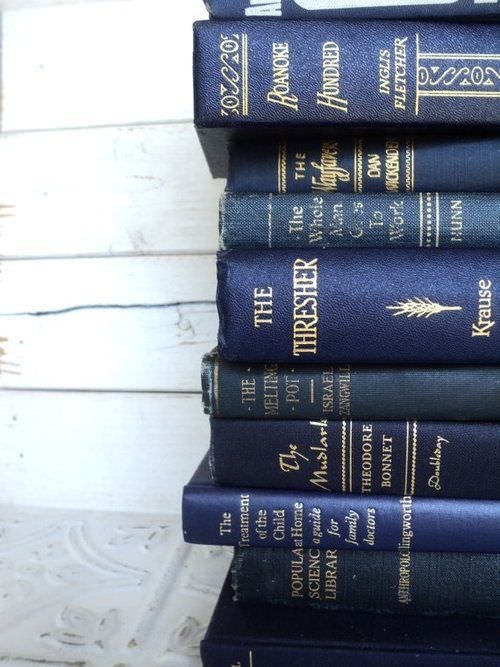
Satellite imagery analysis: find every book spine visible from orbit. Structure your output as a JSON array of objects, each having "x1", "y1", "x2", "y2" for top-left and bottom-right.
[
  {"x1": 200, "y1": 641, "x2": 500, "y2": 667},
  {"x1": 194, "y1": 21, "x2": 500, "y2": 128},
  {"x1": 217, "y1": 248, "x2": 500, "y2": 363},
  {"x1": 202, "y1": 353, "x2": 500, "y2": 421},
  {"x1": 220, "y1": 192, "x2": 500, "y2": 249},
  {"x1": 232, "y1": 548, "x2": 500, "y2": 618},
  {"x1": 226, "y1": 137, "x2": 500, "y2": 194},
  {"x1": 206, "y1": 0, "x2": 500, "y2": 20},
  {"x1": 182, "y1": 484, "x2": 500, "y2": 551},
  {"x1": 210, "y1": 419, "x2": 500, "y2": 500}
]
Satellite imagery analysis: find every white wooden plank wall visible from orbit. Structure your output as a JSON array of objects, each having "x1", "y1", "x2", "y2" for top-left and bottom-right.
[{"x1": 0, "y1": 0, "x2": 219, "y2": 514}]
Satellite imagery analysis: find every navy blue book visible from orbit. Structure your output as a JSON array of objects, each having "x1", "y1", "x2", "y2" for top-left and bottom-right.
[
  {"x1": 194, "y1": 21, "x2": 500, "y2": 129},
  {"x1": 233, "y1": 548, "x2": 500, "y2": 617},
  {"x1": 182, "y1": 455, "x2": 500, "y2": 551},
  {"x1": 220, "y1": 192, "x2": 500, "y2": 249},
  {"x1": 205, "y1": 0, "x2": 500, "y2": 19},
  {"x1": 210, "y1": 419, "x2": 500, "y2": 499},
  {"x1": 217, "y1": 248, "x2": 500, "y2": 364},
  {"x1": 202, "y1": 575, "x2": 500, "y2": 667},
  {"x1": 202, "y1": 352, "x2": 500, "y2": 421},
  {"x1": 226, "y1": 137, "x2": 500, "y2": 194}
]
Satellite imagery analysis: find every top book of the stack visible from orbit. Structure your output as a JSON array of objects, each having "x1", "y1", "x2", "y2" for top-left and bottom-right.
[
  {"x1": 204, "y1": 0, "x2": 500, "y2": 20},
  {"x1": 194, "y1": 18, "x2": 500, "y2": 174}
]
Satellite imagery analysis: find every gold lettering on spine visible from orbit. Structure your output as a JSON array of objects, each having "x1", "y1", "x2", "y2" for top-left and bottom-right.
[
  {"x1": 311, "y1": 141, "x2": 351, "y2": 192},
  {"x1": 292, "y1": 258, "x2": 319, "y2": 357},
  {"x1": 240, "y1": 494, "x2": 250, "y2": 546},
  {"x1": 267, "y1": 42, "x2": 299, "y2": 111},
  {"x1": 472, "y1": 278, "x2": 495, "y2": 337},
  {"x1": 384, "y1": 139, "x2": 400, "y2": 193},
  {"x1": 278, "y1": 143, "x2": 287, "y2": 193},
  {"x1": 317, "y1": 42, "x2": 349, "y2": 113},
  {"x1": 398, "y1": 495, "x2": 413, "y2": 605},
  {"x1": 393, "y1": 37, "x2": 408, "y2": 110}
]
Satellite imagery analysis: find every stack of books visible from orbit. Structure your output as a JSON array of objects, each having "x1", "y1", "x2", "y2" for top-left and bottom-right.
[{"x1": 183, "y1": 1, "x2": 500, "y2": 664}]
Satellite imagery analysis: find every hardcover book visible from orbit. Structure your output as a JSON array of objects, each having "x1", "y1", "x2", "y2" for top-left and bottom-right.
[
  {"x1": 220, "y1": 192, "x2": 500, "y2": 249},
  {"x1": 194, "y1": 20, "x2": 500, "y2": 174},
  {"x1": 182, "y1": 455, "x2": 500, "y2": 551},
  {"x1": 226, "y1": 136, "x2": 500, "y2": 194},
  {"x1": 202, "y1": 352, "x2": 500, "y2": 421},
  {"x1": 232, "y1": 548, "x2": 500, "y2": 617},
  {"x1": 201, "y1": 575, "x2": 500, "y2": 666},
  {"x1": 217, "y1": 248, "x2": 500, "y2": 364},
  {"x1": 210, "y1": 419, "x2": 500, "y2": 499},
  {"x1": 205, "y1": 0, "x2": 500, "y2": 20}
]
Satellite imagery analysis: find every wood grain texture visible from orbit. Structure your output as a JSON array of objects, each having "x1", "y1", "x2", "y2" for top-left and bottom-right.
[
  {"x1": 0, "y1": 255, "x2": 217, "y2": 391},
  {"x1": 1, "y1": 0, "x2": 207, "y2": 131},
  {"x1": 0, "y1": 123, "x2": 221, "y2": 258},
  {"x1": 0, "y1": 390, "x2": 207, "y2": 513}
]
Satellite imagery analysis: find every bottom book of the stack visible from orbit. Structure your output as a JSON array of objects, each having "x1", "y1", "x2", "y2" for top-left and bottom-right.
[{"x1": 200, "y1": 575, "x2": 500, "y2": 666}]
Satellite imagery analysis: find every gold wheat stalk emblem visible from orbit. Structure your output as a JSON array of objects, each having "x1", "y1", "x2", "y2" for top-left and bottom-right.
[{"x1": 386, "y1": 297, "x2": 462, "y2": 319}]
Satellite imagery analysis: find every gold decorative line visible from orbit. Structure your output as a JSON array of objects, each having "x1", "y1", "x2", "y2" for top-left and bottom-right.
[
  {"x1": 404, "y1": 421, "x2": 410, "y2": 495},
  {"x1": 420, "y1": 91, "x2": 500, "y2": 98},
  {"x1": 278, "y1": 143, "x2": 287, "y2": 193},
  {"x1": 415, "y1": 33, "x2": 420, "y2": 116},
  {"x1": 425, "y1": 192, "x2": 433, "y2": 248},
  {"x1": 411, "y1": 137, "x2": 415, "y2": 192},
  {"x1": 418, "y1": 192, "x2": 424, "y2": 247},
  {"x1": 353, "y1": 140, "x2": 358, "y2": 193},
  {"x1": 356, "y1": 139, "x2": 363, "y2": 193},
  {"x1": 419, "y1": 53, "x2": 500, "y2": 60},
  {"x1": 349, "y1": 420, "x2": 353, "y2": 493},
  {"x1": 341, "y1": 420, "x2": 347, "y2": 493},
  {"x1": 241, "y1": 33, "x2": 249, "y2": 116},
  {"x1": 404, "y1": 138, "x2": 413, "y2": 192},
  {"x1": 411, "y1": 421, "x2": 418, "y2": 496},
  {"x1": 310, "y1": 379, "x2": 315, "y2": 403},
  {"x1": 268, "y1": 193, "x2": 273, "y2": 248},
  {"x1": 435, "y1": 193, "x2": 440, "y2": 248},
  {"x1": 213, "y1": 356, "x2": 219, "y2": 416}
]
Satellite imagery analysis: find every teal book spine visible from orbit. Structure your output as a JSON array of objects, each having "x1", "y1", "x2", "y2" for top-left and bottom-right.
[
  {"x1": 220, "y1": 192, "x2": 500, "y2": 249},
  {"x1": 202, "y1": 352, "x2": 500, "y2": 421},
  {"x1": 232, "y1": 548, "x2": 500, "y2": 618}
]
